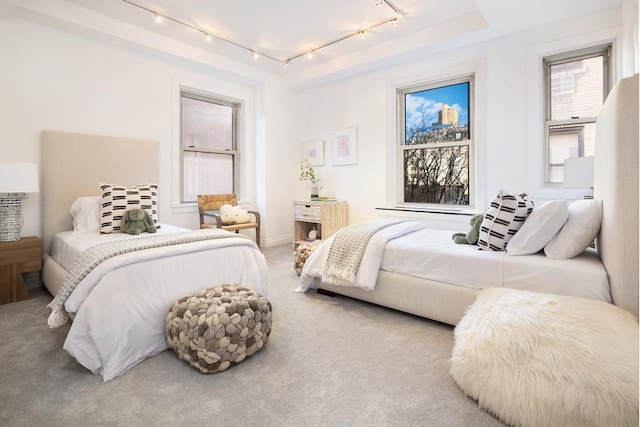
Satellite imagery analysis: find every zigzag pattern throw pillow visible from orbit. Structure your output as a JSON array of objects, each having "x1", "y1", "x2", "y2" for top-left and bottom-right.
[{"x1": 478, "y1": 190, "x2": 533, "y2": 251}]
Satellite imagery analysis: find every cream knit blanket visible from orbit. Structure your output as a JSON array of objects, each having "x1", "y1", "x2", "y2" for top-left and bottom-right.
[
  {"x1": 47, "y1": 229, "x2": 245, "y2": 328},
  {"x1": 321, "y1": 220, "x2": 404, "y2": 286}
]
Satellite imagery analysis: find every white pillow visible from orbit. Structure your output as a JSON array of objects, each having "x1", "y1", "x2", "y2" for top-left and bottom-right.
[
  {"x1": 506, "y1": 200, "x2": 569, "y2": 255},
  {"x1": 544, "y1": 199, "x2": 602, "y2": 259},
  {"x1": 69, "y1": 196, "x2": 101, "y2": 233}
]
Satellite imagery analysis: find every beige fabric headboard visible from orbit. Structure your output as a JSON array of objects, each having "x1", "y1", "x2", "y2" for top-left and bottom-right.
[
  {"x1": 41, "y1": 131, "x2": 159, "y2": 254},
  {"x1": 594, "y1": 73, "x2": 639, "y2": 319}
]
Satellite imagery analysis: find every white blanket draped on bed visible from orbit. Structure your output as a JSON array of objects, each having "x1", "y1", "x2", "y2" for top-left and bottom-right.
[
  {"x1": 48, "y1": 229, "x2": 244, "y2": 327},
  {"x1": 295, "y1": 220, "x2": 426, "y2": 292},
  {"x1": 60, "y1": 234, "x2": 268, "y2": 381}
]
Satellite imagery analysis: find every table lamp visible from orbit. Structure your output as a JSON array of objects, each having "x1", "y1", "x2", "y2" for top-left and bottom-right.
[{"x1": 0, "y1": 162, "x2": 40, "y2": 242}]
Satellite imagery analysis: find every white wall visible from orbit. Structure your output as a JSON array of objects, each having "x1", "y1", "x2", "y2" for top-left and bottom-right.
[
  {"x1": 0, "y1": 15, "x2": 296, "y2": 244},
  {"x1": 293, "y1": 7, "x2": 627, "y2": 228}
]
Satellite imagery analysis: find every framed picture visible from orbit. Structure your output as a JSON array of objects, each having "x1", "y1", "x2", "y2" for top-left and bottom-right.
[
  {"x1": 303, "y1": 140, "x2": 324, "y2": 166},
  {"x1": 332, "y1": 127, "x2": 357, "y2": 165}
]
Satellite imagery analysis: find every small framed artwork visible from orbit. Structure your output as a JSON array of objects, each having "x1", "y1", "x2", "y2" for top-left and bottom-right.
[
  {"x1": 332, "y1": 127, "x2": 357, "y2": 165},
  {"x1": 303, "y1": 140, "x2": 324, "y2": 166}
]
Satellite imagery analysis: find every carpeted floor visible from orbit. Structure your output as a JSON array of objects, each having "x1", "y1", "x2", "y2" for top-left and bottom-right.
[{"x1": 0, "y1": 244, "x2": 504, "y2": 427}]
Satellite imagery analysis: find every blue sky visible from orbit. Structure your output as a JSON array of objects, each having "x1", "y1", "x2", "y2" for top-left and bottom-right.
[{"x1": 405, "y1": 82, "x2": 469, "y2": 130}]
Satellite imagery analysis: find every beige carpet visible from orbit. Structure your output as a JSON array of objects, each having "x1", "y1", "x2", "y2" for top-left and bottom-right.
[{"x1": 0, "y1": 244, "x2": 504, "y2": 427}]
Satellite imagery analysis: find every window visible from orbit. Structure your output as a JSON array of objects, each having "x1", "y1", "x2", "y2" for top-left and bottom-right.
[
  {"x1": 180, "y1": 91, "x2": 239, "y2": 203},
  {"x1": 544, "y1": 45, "x2": 610, "y2": 183},
  {"x1": 398, "y1": 75, "x2": 474, "y2": 207}
]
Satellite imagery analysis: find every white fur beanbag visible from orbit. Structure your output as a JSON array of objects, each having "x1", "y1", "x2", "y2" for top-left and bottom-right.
[{"x1": 450, "y1": 287, "x2": 638, "y2": 427}]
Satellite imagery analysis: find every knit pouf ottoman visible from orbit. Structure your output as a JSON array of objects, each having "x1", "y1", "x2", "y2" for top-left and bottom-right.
[
  {"x1": 450, "y1": 287, "x2": 639, "y2": 427},
  {"x1": 294, "y1": 240, "x2": 322, "y2": 275},
  {"x1": 166, "y1": 284, "x2": 272, "y2": 373}
]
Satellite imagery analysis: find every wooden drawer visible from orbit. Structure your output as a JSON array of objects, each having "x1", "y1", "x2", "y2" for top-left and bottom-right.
[{"x1": 295, "y1": 204, "x2": 322, "y2": 221}]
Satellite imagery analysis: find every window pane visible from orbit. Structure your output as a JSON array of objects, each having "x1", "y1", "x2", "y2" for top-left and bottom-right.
[
  {"x1": 548, "y1": 122, "x2": 596, "y2": 183},
  {"x1": 550, "y1": 56, "x2": 603, "y2": 120},
  {"x1": 183, "y1": 152, "x2": 233, "y2": 203},
  {"x1": 405, "y1": 82, "x2": 470, "y2": 144},
  {"x1": 404, "y1": 146, "x2": 469, "y2": 205},
  {"x1": 181, "y1": 97, "x2": 233, "y2": 150}
]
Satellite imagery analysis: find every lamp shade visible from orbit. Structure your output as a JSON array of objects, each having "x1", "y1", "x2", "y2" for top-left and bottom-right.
[
  {"x1": 564, "y1": 156, "x2": 594, "y2": 188},
  {"x1": 0, "y1": 162, "x2": 40, "y2": 193}
]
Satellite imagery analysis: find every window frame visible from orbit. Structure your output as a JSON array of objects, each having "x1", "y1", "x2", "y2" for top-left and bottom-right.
[
  {"x1": 396, "y1": 74, "x2": 475, "y2": 209},
  {"x1": 543, "y1": 44, "x2": 611, "y2": 185},
  {"x1": 179, "y1": 90, "x2": 240, "y2": 204}
]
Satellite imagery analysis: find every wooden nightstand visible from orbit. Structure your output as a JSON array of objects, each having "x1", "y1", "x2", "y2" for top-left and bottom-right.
[
  {"x1": 0, "y1": 236, "x2": 41, "y2": 304},
  {"x1": 293, "y1": 200, "x2": 347, "y2": 248}
]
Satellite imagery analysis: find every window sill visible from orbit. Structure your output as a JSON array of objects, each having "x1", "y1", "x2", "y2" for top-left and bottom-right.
[{"x1": 375, "y1": 206, "x2": 478, "y2": 216}]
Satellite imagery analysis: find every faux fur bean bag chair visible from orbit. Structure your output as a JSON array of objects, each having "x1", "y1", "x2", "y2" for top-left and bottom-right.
[
  {"x1": 450, "y1": 287, "x2": 638, "y2": 427},
  {"x1": 166, "y1": 284, "x2": 272, "y2": 373}
]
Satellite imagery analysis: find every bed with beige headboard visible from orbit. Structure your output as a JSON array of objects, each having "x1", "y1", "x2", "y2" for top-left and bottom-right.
[
  {"x1": 39, "y1": 131, "x2": 269, "y2": 381},
  {"x1": 308, "y1": 73, "x2": 639, "y2": 324}
]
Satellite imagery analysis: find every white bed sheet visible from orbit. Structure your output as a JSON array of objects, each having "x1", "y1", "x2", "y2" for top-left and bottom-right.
[
  {"x1": 50, "y1": 223, "x2": 187, "y2": 271},
  {"x1": 50, "y1": 227, "x2": 268, "y2": 381},
  {"x1": 302, "y1": 226, "x2": 611, "y2": 303}
]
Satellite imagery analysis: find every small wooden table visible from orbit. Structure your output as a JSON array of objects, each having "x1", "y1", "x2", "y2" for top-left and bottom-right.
[{"x1": 0, "y1": 236, "x2": 41, "y2": 304}]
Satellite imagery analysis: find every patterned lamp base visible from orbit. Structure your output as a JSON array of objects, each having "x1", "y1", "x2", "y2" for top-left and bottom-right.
[{"x1": 0, "y1": 196, "x2": 25, "y2": 242}]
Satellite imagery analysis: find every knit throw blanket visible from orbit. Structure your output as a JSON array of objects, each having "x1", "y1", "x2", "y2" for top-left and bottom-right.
[
  {"x1": 47, "y1": 229, "x2": 246, "y2": 328},
  {"x1": 321, "y1": 220, "x2": 404, "y2": 286}
]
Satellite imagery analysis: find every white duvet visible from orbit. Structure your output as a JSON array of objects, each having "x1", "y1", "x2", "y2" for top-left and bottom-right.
[
  {"x1": 56, "y1": 231, "x2": 268, "y2": 381},
  {"x1": 297, "y1": 222, "x2": 611, "y2": 303}
]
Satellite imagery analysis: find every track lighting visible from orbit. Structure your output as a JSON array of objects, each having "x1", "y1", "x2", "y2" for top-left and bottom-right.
[{"x1": 123, "y1": 0, "x2": 405, "y2": 67}]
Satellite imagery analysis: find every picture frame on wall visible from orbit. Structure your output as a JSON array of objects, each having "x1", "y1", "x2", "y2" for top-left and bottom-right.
[
  {"x1": 303, "y1": 140, "x2": 324, "y2": 166},
  {"x1": 332, "y1": 127, "x2": 357, "y2": 165}
]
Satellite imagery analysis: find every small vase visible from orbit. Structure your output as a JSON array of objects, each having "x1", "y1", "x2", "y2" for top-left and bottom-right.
[{"x1": 310, "y1": 186, "x2": 319, "y2": 198}]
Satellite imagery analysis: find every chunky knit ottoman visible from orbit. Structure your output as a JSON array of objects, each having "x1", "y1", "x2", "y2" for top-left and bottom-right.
[
  {"x1": 166, "y1": 284, "x2": 272, "y2": 373},
  {"x1": 294, "y1": 240, "x2": 322, "y2": 275}
]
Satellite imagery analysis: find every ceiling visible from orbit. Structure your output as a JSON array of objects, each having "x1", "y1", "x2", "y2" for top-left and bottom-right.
[{"x1": 6, "y1": 0, "x2": 623, "y2": 78}]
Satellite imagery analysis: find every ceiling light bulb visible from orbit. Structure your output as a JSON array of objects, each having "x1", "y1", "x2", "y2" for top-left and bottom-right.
[
  {"x1": 359, "y1": 31, "x2": 366, "y2": 39},
  {"x1": 205, "y1": 33, "x2": 212, "y2": 42},
  {"x1": 251, "y1": 51, "x2": 259, "y2": 59},
  {"x1": 283, "y1": 60, "x2": 289, "y2": 68},
  {"x1": 307, "y1": 51, "x2": 314, "y2": 59},
  {"x1": 154, "y1": 14, "x2": 163, "y2": 23},
  {"x1": 392, "y1": 18, "x2": 398, "y2": 27}
]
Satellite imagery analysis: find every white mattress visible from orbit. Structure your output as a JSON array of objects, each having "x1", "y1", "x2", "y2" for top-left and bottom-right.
[
  {"x1": 50, "y1": 223, "x2": 188, "y2": 271},
  {"x1": 380, "y1": 229, "x2": 611, "y2": 303}
]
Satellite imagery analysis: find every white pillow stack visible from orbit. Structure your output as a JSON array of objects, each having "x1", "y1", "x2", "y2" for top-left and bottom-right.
[
  {"x1": 544, "y1": 199, "x2": 603, "y2": 259},
  {"x1": 506, "y1": 200, "x2": 569, "y2": 256},
  {"x1": 69, "y1": 196, "x2": 102, "y2": 233}
]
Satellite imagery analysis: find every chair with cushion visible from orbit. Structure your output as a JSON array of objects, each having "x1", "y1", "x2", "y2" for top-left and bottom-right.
[{"x1": 197, "y1": 194, "x2": 261, "y2": 248}]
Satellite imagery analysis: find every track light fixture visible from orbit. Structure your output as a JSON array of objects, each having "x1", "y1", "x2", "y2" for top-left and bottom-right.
[{"x1": 122, "y1": 0, "x2": 405, "y2": 67}]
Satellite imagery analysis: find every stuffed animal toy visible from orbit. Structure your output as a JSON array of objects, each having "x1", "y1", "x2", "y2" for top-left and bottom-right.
[
  {"x1": 232, "y1": 206, "x2": 251, "y2": 224},
  {"x1": 452, "y1": 213, "x2": 484, "y2": 245},
  {"x1": 219, "y1": 204, "x2": 235, "y2": 224},
  {"x1": 121, "y1": 208, "x2": 157, "y2": 235}
]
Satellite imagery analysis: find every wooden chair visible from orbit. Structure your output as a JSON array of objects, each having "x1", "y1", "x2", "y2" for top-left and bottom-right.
[{"x1": 197, "y1": 194, "x2": 261, "y2": 248}]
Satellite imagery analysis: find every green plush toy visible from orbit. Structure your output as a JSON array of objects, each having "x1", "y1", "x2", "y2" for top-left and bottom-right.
[
  {"x1": 121, "y1": 208, "x2": 157, "y2": 235},
  {"x1": 452, "y1": 213, "x2": 484, "y2": 245}
]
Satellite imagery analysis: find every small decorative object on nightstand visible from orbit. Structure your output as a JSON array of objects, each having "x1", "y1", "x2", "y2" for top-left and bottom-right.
[
  {"x1": 0, "y1": 236, "x2": 41, "y2": 304},
  {"x1": 293, "y1": 200, "x2": 347, "y2": 248}
]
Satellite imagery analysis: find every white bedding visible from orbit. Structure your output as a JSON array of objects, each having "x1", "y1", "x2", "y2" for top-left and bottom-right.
[
  {"x1": 299, "y1": 224, "x2": 611, "y2": 303},
  {"x1": 49, "y1": 226, "x2": 268, "y2": 381}
]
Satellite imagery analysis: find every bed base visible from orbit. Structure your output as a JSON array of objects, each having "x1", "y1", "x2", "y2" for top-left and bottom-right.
[{"x1": 318, "y1": 270, "x2": 479, "y2": 326}]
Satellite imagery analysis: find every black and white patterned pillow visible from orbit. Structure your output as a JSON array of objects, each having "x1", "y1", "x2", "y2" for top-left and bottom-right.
[
  {"x1": 99, "y1": 183, "x2": 158, "y2": 234},
  {"x1": 478, "y1": 190, "x2": 534, "y2": 251}
]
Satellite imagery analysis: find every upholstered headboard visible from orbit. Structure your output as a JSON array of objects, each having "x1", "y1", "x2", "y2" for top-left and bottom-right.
[
  {"x1": 41, "y1": 131, "x2": 159, "y2": 254},
  {"x1": 594, "y1": 73, "x2": 639, "y2": 319}
]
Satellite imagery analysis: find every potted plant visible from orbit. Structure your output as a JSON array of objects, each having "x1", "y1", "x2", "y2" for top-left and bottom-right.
[{"x1": 299, "y1": 159, "x2": 319, "y2": 198}]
